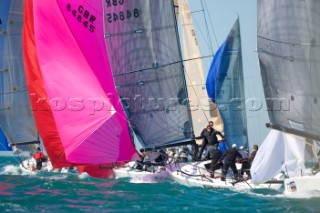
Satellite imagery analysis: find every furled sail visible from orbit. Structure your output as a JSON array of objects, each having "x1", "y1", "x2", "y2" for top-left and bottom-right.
[
  {"x1": 22, "y1": 0, "x2": 75, "y2": 168},
  {"x1": 206, "y1": 18, "x2": 248, "y2": 148},
  {"x1": 32, "y1": 0, "x2": 138, "y2": 164},
  {"x1": 103, "y1": 0, "x2": 194, "y2": 149},
  {"x1": 257, "y1": 0, "x2": 320, "y2": 140},
  {"x1": 176, "y1": 0, "x2": 224, "y2": 138},
  {"x1": 0, "y1": 0, "x2": 38, "y2": 148}
]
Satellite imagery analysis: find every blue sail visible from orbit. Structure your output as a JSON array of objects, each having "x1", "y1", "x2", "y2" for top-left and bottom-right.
[
  {"x1": 206, "y1": 41, "x2": 227, "y2": 102},
  {"x1": 0, "y1": 128, "x2": 11, "y2": 153},
  {"x1": 206, "y1": 18, "x2": 248, "y2": 149}
]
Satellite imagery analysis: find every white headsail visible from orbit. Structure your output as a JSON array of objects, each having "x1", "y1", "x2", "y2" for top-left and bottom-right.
[{"x1": 176, "y1": 0, "x2": 224, "y2": 138}]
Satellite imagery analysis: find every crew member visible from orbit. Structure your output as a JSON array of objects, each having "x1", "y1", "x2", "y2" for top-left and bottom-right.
[
  {"x1": 195, "y1": 125, "x2": 224, "y2": 160},
  {"x1": 220, "y1": 144, "x2": 242, "y2": 181},
  {"x1": 33, "y1": 147, "x2": 46, "y2": 170},
  {"x1": 209, "y1": 145, "x2": 223, "y2": 178}
]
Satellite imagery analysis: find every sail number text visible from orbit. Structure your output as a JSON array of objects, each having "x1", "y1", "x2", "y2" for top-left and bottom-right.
[
  {"x1": 106, "y1": 9, "x2": 140, "y2": 23},
  {"x1": 105, "y1": 0, "x2": 124, "y2": 7},
  {"x1": 66, "y1": 4, "x2": 96, "y2": 33}
]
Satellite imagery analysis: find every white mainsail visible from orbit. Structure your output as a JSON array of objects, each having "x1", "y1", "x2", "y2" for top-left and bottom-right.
[{"x1": 177, "y1": 0, "x2": 224, "y2": 138}]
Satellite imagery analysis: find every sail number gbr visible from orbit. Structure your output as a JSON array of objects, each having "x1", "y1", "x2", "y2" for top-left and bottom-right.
[
  {"x1": 66, "y1": 4, "x2": 96, "y2": 33},
  {"x1": 106, "y1": 9, "x2": 140, "y2": 23}
]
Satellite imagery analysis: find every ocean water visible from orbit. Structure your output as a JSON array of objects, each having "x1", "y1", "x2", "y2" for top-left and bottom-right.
[{"x1": 0, "y1": 157, "x2": 319, "y2": 213}]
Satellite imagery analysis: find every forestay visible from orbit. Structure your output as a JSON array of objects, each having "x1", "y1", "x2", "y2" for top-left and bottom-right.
[{"x1": 103, "y1": 0, "x2": 194, "y2": 149}]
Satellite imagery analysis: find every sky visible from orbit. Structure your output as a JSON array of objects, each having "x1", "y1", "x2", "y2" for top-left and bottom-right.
[{"x1": 187, "y1": 0, "x2": 270, "y2": 147}]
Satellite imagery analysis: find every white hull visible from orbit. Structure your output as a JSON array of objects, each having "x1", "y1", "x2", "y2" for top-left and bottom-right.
[
  {"x1": 284, "y1": 174, "x2": 320, "y2": 194},
  {"x1": 19, "y1": 158, "x2": 69, "y2": 174},
  {"x1": 19, "y1": 158, "x2": 51, "y2": 174},
  {"x1": 113, "y1": 162, "x2": 185, "y2": 183},
  {"x1": 169, "y1": 161, "x2": 283, "y2": 190},
  {"x1": 113, "y1": 161, "x2": 181, "y2": 183},
  {"x1": 113, "y1": 167, "x2": 168, "y2": 182}
]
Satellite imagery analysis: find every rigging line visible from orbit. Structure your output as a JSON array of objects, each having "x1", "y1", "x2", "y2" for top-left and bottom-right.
[
  {"x1": 203, "y1": 0, "x2": 219, "y2": 49},
  {"x1": 192, "y1": 15, "x2": 213, "y2": 51},
  {"x1": 112, "y1": 55, "x2": 214, "y2": 77},
  {"x1": 301, "y1": 138, "x2": 316, "y2": 148},
  {"x1": 200, "y1": 0, "x2": 214, "y2": 56},
  {"x1": 190, "y1": 9, "x2": 204, "y2": 14},
  {"x1": 176, "y1": 9, "x2": 204, "y2": 15},
  {"x1": 177, "y1": 169, "x2": 213, "y2": 182},
  {"x1": 309, "y1": 42, "x2": 313, "y2": 128},
  {"x1": 258, "y1": 35, "x2": 320, "y2": 46},
  {"x1": 182, "y1": 62, "x2": 211, "y2": 124}
]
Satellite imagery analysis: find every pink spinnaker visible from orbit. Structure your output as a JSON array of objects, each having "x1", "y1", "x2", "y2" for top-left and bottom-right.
[{"x1": 33, "y1": 0, "x2": 138, "y2": 164}]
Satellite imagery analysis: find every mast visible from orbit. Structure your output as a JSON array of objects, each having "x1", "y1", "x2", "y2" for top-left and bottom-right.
[{"x1": 171, "y1": 0, "x2": 195, "y2": 140}]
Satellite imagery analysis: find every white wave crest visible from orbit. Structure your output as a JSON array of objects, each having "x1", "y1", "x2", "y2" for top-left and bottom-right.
[{"x1": 0, "y1": 165, "x2": 21, "y2": 175}]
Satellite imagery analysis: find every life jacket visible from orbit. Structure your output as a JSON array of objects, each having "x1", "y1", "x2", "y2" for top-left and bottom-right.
[
  {"x1": 33, "y1": 153, "x2": 41, "y2": 159},
  {"x1": 33, "y1": 152, "x2": 44, "y2": 160},
  {"x1": 39, "y1": 152, "x2": 44, "y2": 159}
]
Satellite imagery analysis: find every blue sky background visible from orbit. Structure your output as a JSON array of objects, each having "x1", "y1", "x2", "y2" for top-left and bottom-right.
[{"x1": 187, "y1": 0, "x2": 269, "y2": 147}]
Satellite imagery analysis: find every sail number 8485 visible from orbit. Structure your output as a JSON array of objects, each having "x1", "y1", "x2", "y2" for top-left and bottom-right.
[{"x1": 106, "y1": 9, "x2": 139, "y2": 23}]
